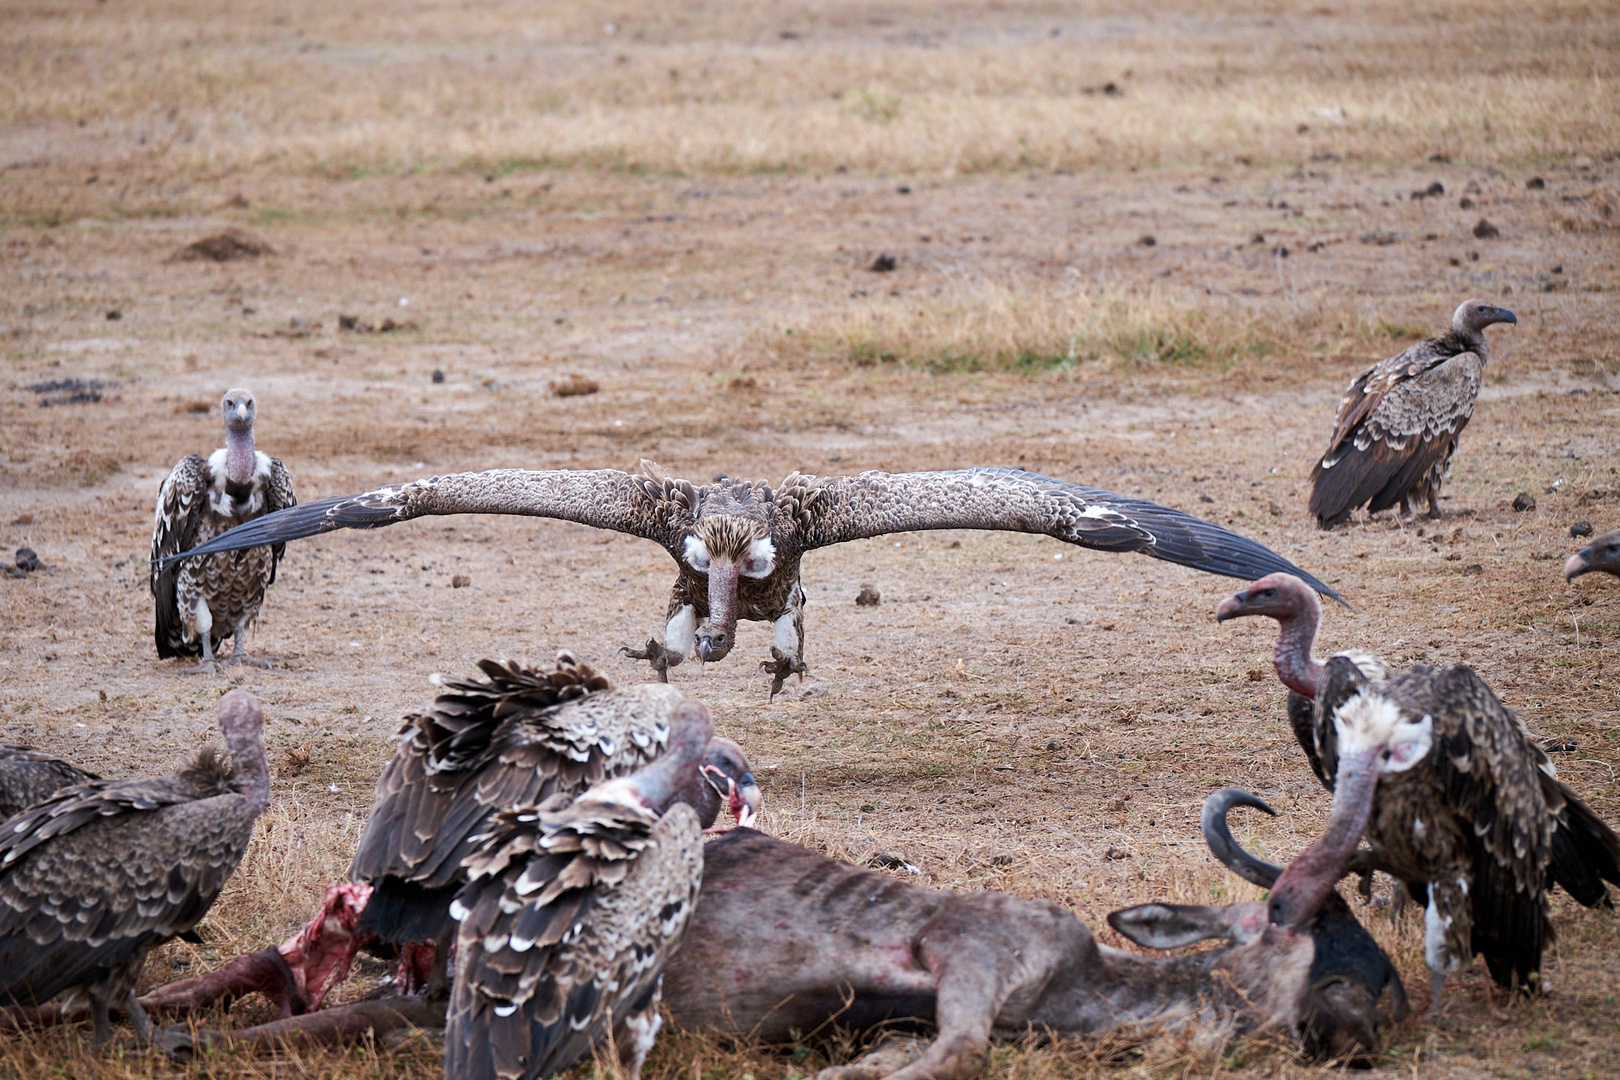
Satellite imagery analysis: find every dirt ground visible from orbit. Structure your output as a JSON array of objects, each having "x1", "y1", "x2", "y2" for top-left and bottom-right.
[{"x1": 3, "y1": 1, "x2": 1620, "y2": 1077}]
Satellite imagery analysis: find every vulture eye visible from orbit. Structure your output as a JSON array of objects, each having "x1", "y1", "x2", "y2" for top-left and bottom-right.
[{"x1": 740, "y1": 557, "x2": 770, "y2": 577}]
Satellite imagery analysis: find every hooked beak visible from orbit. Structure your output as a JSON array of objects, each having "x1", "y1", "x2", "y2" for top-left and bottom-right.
[
  {"x1": 696, "y1": 563, "x2": 742, "y2": 661},
  {"x1": 1565, "y1": 549, "x2": 1593, "y2": 581},
  {"x1": 1495, "y1": 307, "x2": 1518, "y2": 325},
  {"x1": 1267, "y1": 745, "x2": 1381, "y2": 927},
  {"x1": 1215, "y1": 590, "x2": 1249, "y2": 622},
  {"x1": 731, "y1": 772, "x2": 761, "y2": 829}
]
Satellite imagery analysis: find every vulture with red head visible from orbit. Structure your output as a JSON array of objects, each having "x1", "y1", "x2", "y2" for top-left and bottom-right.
[
  {"x1": 1221, "y1": 574, "x2": 1620, "y2": 1007},
  {"x1": 1309, "y1": 299, "x2": 1516, "y2": 528},
  {"x1": 159, "y1": 461, "x2": 1341, "y2": 696}
]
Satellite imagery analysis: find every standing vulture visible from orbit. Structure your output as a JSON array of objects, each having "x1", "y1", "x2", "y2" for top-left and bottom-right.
[
  {"x1": 150, "y1": 388, "x2": 297, "y2": 674},
  {"x1": 1222, "y1": 576, "x2": 1620, "y2": 1006},
  {"x1": 1309, "y1": 299, "x2": 1516, "y2": 528},
  {"x1": 0, "y1": 690, "x2": 269, "y2": 1046},
  {"x1": 159, "y1": 461, "x2": 1341, "y2": 696},
  {"x1": 447, "y1": 697, "x2": 713, "y2": 1080},
  {"x1": 256, "y1": 654, "x2": 758, "y2": 1011},
  {"x1": 1566, "y1": 529, "x2": 1620, "y2": 582},
  {"x1": 0, "y1": 745, "x2": 98, "y2": 821}
]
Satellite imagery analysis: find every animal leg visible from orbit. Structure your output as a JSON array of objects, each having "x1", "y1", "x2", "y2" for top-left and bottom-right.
[
  {"x1": 159, "y1": 995, "x2": 445, "y2": 1059},
  {"x1": 816, "y1": 1036, "x2": 930, "y2": 1080},
  {"x1": 178, "y1": 622, "x2": 219, "y2": 676},
  {"x1": 87, "y1": 984, "x2": 116, "y2": 1049},
  {"x1": 124, "y1": 990, "x2": 154, "y2": 1046},
  {"x1": 612, "y1": 978, "x2": 664, "y2": 1080},
  {"x1": 423, "y1": 928, "x2": 455, "y2": 1001},
  {"x1": 622, "y1": 639, "x2": 679, "y2": 682},
  {"x1": 762, "y1": 648, "x2": 809, "y2": 700},
  {"x1": 223, "y1": 625, "x2": 279, "y2": 669}
]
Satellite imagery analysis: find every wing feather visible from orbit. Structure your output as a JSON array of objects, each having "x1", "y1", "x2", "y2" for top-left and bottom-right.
[
  {"x1": 158, "y1": 468, "x2": 686, "y2": 572},
  {"x1": 150, "y1": 454, "x2": 214, "y2": 657},
  {"x1": 779, "y1": 467, "x2": 1343, "y2": 601}
]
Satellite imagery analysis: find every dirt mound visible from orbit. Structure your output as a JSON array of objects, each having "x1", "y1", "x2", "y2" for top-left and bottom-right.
[{"x1": 173, "y1": 228, "x2": 273, "y2": 262}]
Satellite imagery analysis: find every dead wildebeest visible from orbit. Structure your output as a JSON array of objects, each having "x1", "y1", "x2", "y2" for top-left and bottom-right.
[{"x1": 663, "y1": 788, "x2": 1406, "y2": 1078}]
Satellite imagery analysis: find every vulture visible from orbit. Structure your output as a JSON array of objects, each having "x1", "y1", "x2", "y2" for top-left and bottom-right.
[
  {"x1": 446, "y1": 698, "x2": 713, "y2": 1080},
  {"x1": 0, "y1": 745, "x2": 98, "y2": 821},
  {"x1": 1308, "y1": 299, "x2": 1517, "y2": 528},
  {"x1": 1566, "y1": 529, "x2": 1620, "y2": 582},
  {"x1": 160, "y1": 461, "x2": 1342, "y2": 696},
  {"x1": 0, "y1": 690, "x2": 269, "y2": 1046},
  {"x1": 273, "y1": 654, "x2": 757, "y2": 1006},
  {"x1": 149, "y1": 388, "x2": 297, "y2": 674},
  {"x1": 1222, "y1": 575, "x2": 1620, "y2": 1006}
]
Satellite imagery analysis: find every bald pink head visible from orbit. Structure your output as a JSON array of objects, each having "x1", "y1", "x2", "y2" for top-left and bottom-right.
[
  {"x1": 1215, "y1": 573, "x2": 1323, "y2": 698},
  {"x1": 218, "y1": 689, "x2": 270, "y2": 814}
]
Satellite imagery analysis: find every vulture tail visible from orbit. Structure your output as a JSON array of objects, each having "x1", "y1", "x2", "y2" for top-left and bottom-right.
[
  {"x1": 1549, "y1": 783, "x2": 1620, "y2": 908},
  {"x1": 152, "y1": 563, "x2": 202, "y2": 658},
  {"x1": 355, "y1": 877, "x2": 460, "y2": 945}
]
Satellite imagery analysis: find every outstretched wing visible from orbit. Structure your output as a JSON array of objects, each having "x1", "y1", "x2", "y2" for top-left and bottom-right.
[
  {"x1": 157, "y1": 468, "x2": 691, "y2": 572},
  {"x1": 775, "y1": 467, "x2": 1344, "y2": 602},
  {"x1": 446, "y1": 801, "x2": 702, "y2": 1080},
  {"x1": 1309, "y1": 343, "x2": 1482, "y2": 524}
]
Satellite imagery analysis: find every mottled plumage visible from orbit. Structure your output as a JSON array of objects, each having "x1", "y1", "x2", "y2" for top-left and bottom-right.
[
  {"x1": 162, "y1": 460, "x2": 1342, "y2": 696},
  {"x1": 1566, "y1": 529, "x2": 1620, "y2": 582},
  {"x1": 150, "y1": 389, "x2": 296, "y2": 673},
  {"x1": 1309, "y1": 300, "x2": 1516, "y2": 528},
  {"x1": 0, "y1": 691, "x2": 269, "y2": 1046},
  {"x1": 446, "y1": 705, "x2": 712, "y2": 1080},
  {"x1": 1270, "y1": 659, "x2": 1620, "y2": 1007},
  {"x1": 0, "y1": 745, "x2": 98, "y2": 821}
]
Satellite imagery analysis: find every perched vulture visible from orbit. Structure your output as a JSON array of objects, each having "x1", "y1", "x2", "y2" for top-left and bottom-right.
[
  {"x1": 160, "y1": 461, "x2": 1341, "y2": 696},
  {"x1": 149, "y1": 388, "x2": 296, "y2": 673},
  {"x1": 0, "y1": 690, "x2": 269, "y2": 1046},
  {"x1": 1224, "y1": 577, "x2": 1620, "y2": 1005},
  {"x1": 1566, "y1": 529, "x2": 1620, "y2": 582},
  {"x1": 0, "y1": 745, "x2": 98, "y2": 821},
  {"x1": 446, "y1": 699, "x2": 713, "y2": 1080},
  {"x1": 1309, "y1": 299, "x2": 1516, "y2": 528},
  {"x1": 278, "y1": 655, "x2": 757, "y2": 1003}
]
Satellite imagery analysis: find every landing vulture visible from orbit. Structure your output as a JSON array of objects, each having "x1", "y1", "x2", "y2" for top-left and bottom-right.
[
  {"x1": 265, "y1": 655, "x2": 757, "y2": 1007},
  {"x1": 1566, "y1": 529, "x2": 1620, "y2": 582},
  {"x1": 0, "y1": 690, "x2": 269, "y2": 1046},
  {"x1": 1309, "y1": 299, "x2": 1516, "y2": 528},
  {"x1": 150, "y1": 388, "x2": 297, "y2": 673},
  {"x1": 160, "y1": 462, "x2": 1342, "y2": 696},
  {"x1": 447, "y1": 699, "x2": 712, "y2": 1080},
  {"x1": 0, "y1": 745, "x2": 98, "y2": 821},
  {"x1": 1226, "y1": 578, "x2": 1620, "y2": 1005}
]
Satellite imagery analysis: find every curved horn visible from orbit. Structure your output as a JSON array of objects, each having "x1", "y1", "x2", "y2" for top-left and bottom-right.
[{"x1": 1202, "y1": 787, "x2": 1283, "y2": 888}]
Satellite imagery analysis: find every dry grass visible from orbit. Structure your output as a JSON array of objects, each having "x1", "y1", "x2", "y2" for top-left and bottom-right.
[{"x1": 3, "y1": 0, "x2": 1620, "y2": 1077}]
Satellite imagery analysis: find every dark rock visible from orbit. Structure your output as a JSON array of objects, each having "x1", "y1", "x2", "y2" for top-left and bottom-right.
[
  {"x1": 1459, "y1": 197, "x2": 1474, "y2": 209},
  {"x1": 870, "y1": 253, "x2": 897, "y2": 272},
  {"x1": 451, "y1": 574, "x2": 471, "y2": 588},
  {"x1": 431, "y1": 368, "x2": 445, "y2": 383},
  {"x1": 869, "y1": 852, "x2": 915, "y2": 872},
  {"x1": 1139, "y1": 234, "x2": 1156, "y2": 246},
  {"x1": 991, "y1": 854, "x2": 1015, "y2": 867},
  {"x1": 1526, "y1": 177, "x2": 1546, "y2": 190},
  {"x1": 1462, "y1": 564, "x2": 1484, "y2": 576},
  {"x1": 1104, "y1": 846, "x2": 1131, "y2": 861},
  {"x1": 855, "y1": 584, "x2": 881, "y2": 606},
  {"x1": 1511, "y1": 492, "x2": 1536, "y2": 512},
  {"x1": 15, "y1": 547, "x2": 39, "y2": 572},
  {"x1": 1473, "y1": 218, "x2": 1500, "y2": 239},
  {"x1": 1571, "y1": 520, "x2": 1593, "y2": 538},
  {"x1": 105, "y1": 309, "x2": 121, "y2": 320},
  {"x1": 1412, "y1": 181, "x2": 1444, "y2": 199},
  {"x1": 896, "y1": 185, "x2": 910, "y2": 194}
]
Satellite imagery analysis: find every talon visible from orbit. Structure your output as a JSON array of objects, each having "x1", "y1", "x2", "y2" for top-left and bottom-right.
[
  {"x1": 621, "y1": 639, "x2": 675, "y2": 682},
  {"x1": 761, "y1": 648, "x2": 809, "y2": 700}
]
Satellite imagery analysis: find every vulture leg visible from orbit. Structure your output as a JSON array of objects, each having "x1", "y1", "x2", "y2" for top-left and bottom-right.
[
  {"x1": 763, "y1": 598, "x2": 808, "y2": 700},
  {"x1": 422, "y1": 927, "x2": 455, "y2": 1001},
  {"x1": 613, "y1": 979, "x2": 664, "y2": 1080},
  {"x1": 621, "y1": 639, "x2": 682, "y2": 683},
  {"x1": 762, "y1": 648, "x2": 809, "y2": 700},
  {"x1": 124, "y1": 990, "x2": 154, "y2": 1046},
  {"x1": 223, "y1": 627, "x2": 277, "y2": 669},
  {"x1": 178, "y1": 632, "x2": 219, "y2": 677},
  {"x1": 87, "y1": 984, "x2": 117, "y2": 1049}
]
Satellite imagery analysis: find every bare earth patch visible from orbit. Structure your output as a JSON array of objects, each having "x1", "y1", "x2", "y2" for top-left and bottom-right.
[{"x1": 2, "y1": 0, "x2": 1619, "y2": 1077}]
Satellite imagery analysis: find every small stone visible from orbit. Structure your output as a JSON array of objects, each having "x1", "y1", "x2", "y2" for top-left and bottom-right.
[
  {"x1": 431, "y1": 368, "x2": 445, "y2": 383},
  {"x1": 1459, "y1": 197, "x2": 1474, "y2": 210},
  {"x1": 896, "y1": 185, "x2": 911, "y2": 195},
  {"x1": 855, "y1": 584, "x2": 881, "y2": 606},
  {"x1": 10, "y1": 514, "x2": 33, "y2": 526},
  {"x1": 870, "y1": 253, "x2": 897, "y2": 273},
  {"x1": 1044, "y1": 738, "x2": 1062, "y2": 751},
  {"x1": 1511, "y1": 492, "x2": 1536, "y2": 512},
  {"x1": 860, "y1": 803, "x2": 876, "y2": 813},
  {"x1": 1461, "y1": 564, "x2": 1484, "y2": 576},
  {"x1": 14, "y1": 547, "x2": 39, "y2": 572},
  {"x1": 1104, "y1": 846, "x2": 1130, "y2": 861},
  {"x1": 869, "y1": 852, "x2": 908, "y2": 870},
  {"x1": 551, "y1": 374, "x2": 599, "y2": 398},
  {"x1": 991, "y1": 854, "x2": 1015, "y2": 867},
  {"x1": 1571, "y1": 520, "x2": 1594, "y2": 538},
  {"x1": 105, "y1": 309, "x2": 121, "y2": 321},
  {"x1": 451, "y1": 574, "x2": 471, "y2": 588},
  {"x1": 1526, "y1": 177, "x2": 1546, "y2": 190},
  {"x1": 1473, "y1": 218, "x2": 1500, "y2": 239},
  {"x1": 1139, "y1": 234, "x2": 1156, "y2": 247}
]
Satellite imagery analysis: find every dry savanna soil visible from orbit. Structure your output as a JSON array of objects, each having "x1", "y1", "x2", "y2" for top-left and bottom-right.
[{"x1": 2, "y1": 0, "x2": 1619, "y2": 1077}]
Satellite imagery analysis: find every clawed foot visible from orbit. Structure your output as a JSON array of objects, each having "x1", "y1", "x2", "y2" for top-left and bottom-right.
[
  {"x1": 621, "y1": 639, "x2": 679, "y2": 683},
  {"x1": 762, "y1": 648, "x2": 809, "y2": 700},
  {"x1": 221, "y1": 654, "x2": 280, "y2": 669},
  {"x1": 178, "y1": 660, "x2": 219, "y2": 676}
]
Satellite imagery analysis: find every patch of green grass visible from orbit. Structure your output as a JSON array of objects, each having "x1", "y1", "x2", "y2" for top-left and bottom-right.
[
  {"x1": 1521, "y1": 1033, "x2": 1564, "y2": 1052},
  {"x1": 1377, "y1": 319, "x2": 1426, "y2": 339}
]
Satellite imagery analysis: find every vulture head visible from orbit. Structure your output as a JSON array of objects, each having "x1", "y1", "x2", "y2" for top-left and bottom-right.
[
  {"x1": 685, "y1": 513, "x2": 776, "y2": 663},
  {"x1": 221, "y1": 387, "x2": 259, "y2": 485},
  {"x1": 1565, "y1": 529, "x2": 1620, "y2": 582},
  {"x1": 222, "y1": 387, "x2": 257, "y2": 436},
  {"x1": 219, "y1": 688, "x2": 271, "y2": 814},
  {"x1": 1216, "y1": 572, "x2": 1323, "y2": 698},
  {"x1": 692, "y1": 736, "x2": 762, "y2": 830},
  {"x1": 1452, "y1": 298, "x2": 1517, "y2": 337},
  {"x1": 1268, "y1": 690, "x2": 1431, "y2": 928}
]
